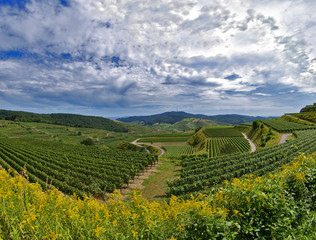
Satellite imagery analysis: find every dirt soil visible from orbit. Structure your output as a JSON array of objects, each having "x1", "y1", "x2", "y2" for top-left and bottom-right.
[{"x1": 119, "y1": 162, "x2": 163, "y2": 198}]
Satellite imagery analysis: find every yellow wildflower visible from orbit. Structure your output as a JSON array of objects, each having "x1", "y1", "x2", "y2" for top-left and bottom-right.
[{"x1": 131, "y1": 230, "x2": 138, "y2": 237}]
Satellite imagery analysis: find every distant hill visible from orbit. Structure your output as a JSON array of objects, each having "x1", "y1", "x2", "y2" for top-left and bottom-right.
[
  {"x1": 151, "y1": 118, "x2": 219, "y2": 132},
  {"x1": 0, "y1": 110, "x2": 128, "y2": 132},
  {"x1": 117, "y1": 111, "x2": 270, "y2": 126}
]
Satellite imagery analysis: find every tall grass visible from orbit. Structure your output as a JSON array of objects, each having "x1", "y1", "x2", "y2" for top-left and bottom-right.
[{"x1": 0, "y1": 153, "x2": 315, "y2": 239}]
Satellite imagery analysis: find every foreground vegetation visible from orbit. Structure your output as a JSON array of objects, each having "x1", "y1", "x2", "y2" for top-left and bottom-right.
[
  {"x1": 168, "y1": 130, "x2": 316, "y2": 196},
  {"x1": 262, "y1": 119, "x2": 316, "y2": 132},
  {"x1": 0, "y1": 138, "x2": 157, "y2": 198},
  {"x1": 0, "y1": 153, "x2": 314, "y2": 239}
]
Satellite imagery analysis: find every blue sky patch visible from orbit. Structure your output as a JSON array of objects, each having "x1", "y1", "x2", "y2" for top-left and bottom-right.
[{"x1": 0, "y1": 0, "x2": 315, "y2": 117}]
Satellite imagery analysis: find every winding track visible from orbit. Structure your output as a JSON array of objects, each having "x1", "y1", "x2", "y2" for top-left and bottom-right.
[
  {"x1": 242, "y1": 133, "x2": 256, "y2": 152},
  {"x1": 131, "y1": 138, "x2": 166, "y2": 157},
  {"x1": 279, "y1": 133, "x2": 292, "y2": 144}
]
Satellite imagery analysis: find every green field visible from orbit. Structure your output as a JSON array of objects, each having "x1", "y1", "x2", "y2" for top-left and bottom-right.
[
  {"x1": 138, "y1": 137, "x2": 189, "y2": 143},
  {"x1": 0, "y1": 137, "x2": 157, "y2": 198},
  {"x1": 162, "y1": 145, "x2": 194, "y2": 158},
  {"x1": 262, "y1": 119, "x2": 316, "y2": 132},
  {"x1": 203, "y1": 126, "x2": 243, "y2": 137},
  {"x1": 201, "y1": 126, "x2": 249, "y2": 157},
  {"x1": 0, "y1": 120, "x2": 157, "y2": 147},
  {"x1": 208, "y1": 136, "x2": 250, "y2": 158},
  {"x1": 168, "y1": 129, "x2": 316, "y2": 196}
]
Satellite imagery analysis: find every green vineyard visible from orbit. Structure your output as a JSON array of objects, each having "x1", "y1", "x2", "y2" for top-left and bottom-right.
[
  {"x1": 138, "y1": 137, "x2": 189, "y2": 143},
  {"x1": 262, "y1": 119, "x2": 316, "y2": 132},
  {"x1": 162, "y1": 145, "x2": 194, "y2": 158},
  {"x1": 0, "y1": 138, "x2": 157, "y2": 198},
  {"x1": 202, "y1": 126, "x2": 250, "y2": 157},
  {"x1": 167, "y1": 130, "x2": 316, "y2": 196},
  {"x1": 208, "y1": 136, "x2": 250, "y2": 158},
  {"x1": 203, "y1": 126, "x2": 243, "y2": 137}
]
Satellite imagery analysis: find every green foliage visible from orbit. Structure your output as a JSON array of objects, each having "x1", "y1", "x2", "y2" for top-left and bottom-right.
[
  {"x1": 80, "y1": 138, "x2": 94, "y2": 146},
  {"x1": 0, "y1": 137, "x2": 157, "y2": 198},
  {"x1": 188, "y1": 130, "x2": 207, "y2": 151},
  {"x1": 138, "y1": 137, "x2": 189, "y2": 143},
  {"x1": 292, "y1": 112, "x2": 316, "y2": 124},
  {"x1": 0, "y1": 151, "x2": 315, "y2": 239},
  {"x1": 281, "y1": 114, "x2": 314, "y2": 125},
  {"x1": 0, "y1": 110, "x2": 128, "y2": 132},
  {"x1": 263, "y1": 119, "x2": 316, "y2": 132},
  {"x1": 252, "y1": 119, "x2": 261, "y2": 129},
  {"x1": 162, "y1": 145, "x2": 194, "y2": 158},
  {"x1": 300, "y1": 102, "x2": 316, "y2": 113},
  {"x1": 203, "y1": 126, "x2": 243, "y2": 137},
  {"x1": 202, "y1": 127, "x2": 249, "y2": 158},
  {"x1": 208, "y1": 137, "x2": 250, "y2": 158},
  {"x1": 144, "y1": 145, "x2": 160, "y2": 156},
  {"x1": 168, "y1": 130, "x2": 316, "y2": 196},
  {"x1": 115, "y1": 141, "x2": 141, "y2": 152},
  {"x1": 247, "y1": 122, "x2": 279, "y2": 149}
]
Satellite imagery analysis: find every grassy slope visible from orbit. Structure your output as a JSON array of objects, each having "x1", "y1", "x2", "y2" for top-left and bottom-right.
[
  {"x1": 151, "y1": 118, "x2": 219, "y2": 132},
  {"x1": 0, "y1": 120, "x2": 162, "y2": 147},
  {"x1": 238, "y1": 123, "x2": 280, "y2": 149},
  {"x1": 141, "y1": 159, "x2": 180, "y2": 201}
]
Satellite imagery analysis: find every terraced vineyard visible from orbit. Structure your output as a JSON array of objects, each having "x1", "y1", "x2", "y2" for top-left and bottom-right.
[
  {"x1": 138, "y1": 137, "x2": 189, "y2": 143},
  {"x1": 202, "y1": 126, "x2": 250, "y2": 157},
  {"x1": 203, "y1": 126, "x2": 243, "y2": 137},
  {"x1": 262, "y1": 119, "x2": 316, "y2": 132},
  {"x1": 208, "y1": 136, "x2": 250, "y2": 157},
  {"x1": 292, "y1": 112, "x2": 316, "y2": 124},
  {"x1": 162, "y1": 145, "x2": 194, "y2": 158},
  {"x1": 167, "y1": 130, "x2": 316, "y2": 196},
  {"x1": 0, "y1": 138, "x2": 157, "y2": 198}
]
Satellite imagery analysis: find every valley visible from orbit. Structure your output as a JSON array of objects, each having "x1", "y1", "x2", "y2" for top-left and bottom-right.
[{"x1": 0, "y1": 105, "x2": 315, "y2": 239}]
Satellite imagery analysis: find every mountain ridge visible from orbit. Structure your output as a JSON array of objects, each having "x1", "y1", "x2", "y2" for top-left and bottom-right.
[
  {"x1": 117, "y1": 111, "x2": 273, "y2": 125},
  {"x1": 0, "y1": 109, "x2": 128, "y2": 132}
]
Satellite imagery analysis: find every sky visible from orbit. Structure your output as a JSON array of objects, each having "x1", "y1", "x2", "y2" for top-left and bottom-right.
[{"x1": 0, "y1": 0, "x2": 315, "y2": 118}]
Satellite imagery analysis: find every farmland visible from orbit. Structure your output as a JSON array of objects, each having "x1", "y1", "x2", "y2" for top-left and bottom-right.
[
  {"x1": 200, "y1": 126, "x2": 251, "y2": 157},
  {"x1": 138, "y1": 137, "x2": 189, "y2": 143},
  {"x1": 262, "y1": 119, "x2": 316, "y2": 132},
  {"x1": 0, "y1": 109, "x2": 315, "y2": 239},
  {"x1": 168, "y1": 129, "x2": 316, "y2": 196},
  {"x1": 208, "y1": 136, "x2": 250, "y2": 158},
  {"x1": 0, "y1": 137, "x2": 157, "y2": 198},
  {"x1": 203, "y1": 126, "x2": 243, "y2": 137},
  {"x1": 161, "y1": 145, "x2": 195, "y2": 158},
  {"x1": 0, "y1": 153, "x2": 314, "y2": 239}
]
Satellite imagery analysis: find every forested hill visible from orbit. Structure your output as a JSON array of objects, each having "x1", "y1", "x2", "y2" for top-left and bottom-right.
[
  {"x1": 117, "y1": 111, "x2": 270, "y2": 125},
  {"x1": 0, "y1": 110, "x2": 128, "y2": 132}
]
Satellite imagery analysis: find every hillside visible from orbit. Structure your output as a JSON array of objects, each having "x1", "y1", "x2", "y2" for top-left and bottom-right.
[
  {"x1": 0, "y1": 109, "x2": 128, "y2": 132},
  {"x1": 300, "y1": 102, "x2": 316, "y2": 112},
  {"x1": 0, "y1": 105, "x2": 315, "y2": 239},
  {"x1": 151, "y1": 118, "x2": 219, "y2": 132},
  {"x1": 118, "y1": 111, "x2": 270, "y2": 126}
]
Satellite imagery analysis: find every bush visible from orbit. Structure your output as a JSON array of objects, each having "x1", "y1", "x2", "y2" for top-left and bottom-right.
[
  {"x1": 252, "y1": 119, "x2": 261, "y2": 129},
  {"x1": 80, "y1": 138, "x2": 94, "y2": 146}
]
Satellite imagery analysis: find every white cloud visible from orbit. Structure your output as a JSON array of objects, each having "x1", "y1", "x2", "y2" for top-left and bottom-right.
[{"x1": 0, "y1": 0, "x2": 315, "y2": 116}]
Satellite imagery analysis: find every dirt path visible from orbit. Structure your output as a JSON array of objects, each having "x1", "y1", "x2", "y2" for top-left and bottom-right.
[
  {"x1": 279, "y1": 133, "x2": 292, "y2": 144},
  {"x1": 131, "y1": 138, "x2": 166, "y2": 157},
  {"x1": 242, "y1": 133, "x2": 256, "y2": 152},
  {"x1": 119, "y1": 162, "x2": 162, "y2": 198}
]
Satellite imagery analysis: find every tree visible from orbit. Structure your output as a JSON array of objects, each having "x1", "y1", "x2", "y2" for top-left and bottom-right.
[
  {"x1": 252, "y1": 120, "x2": 261, "y2": 129},
  {"x1": 80, "y1": 138, "x2": 94, "y2": 146}
]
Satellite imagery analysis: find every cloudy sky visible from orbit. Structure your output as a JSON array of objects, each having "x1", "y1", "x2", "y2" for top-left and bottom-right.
[{"x1": 0, "y1": 0, "x2": 315, "y2": 118}]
